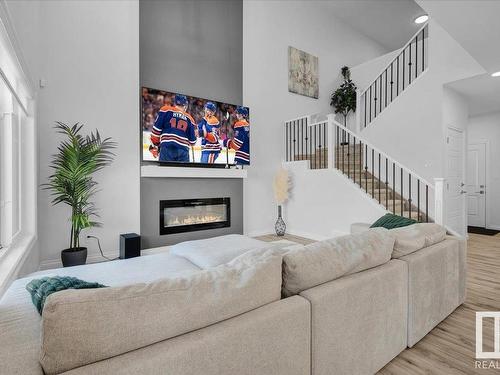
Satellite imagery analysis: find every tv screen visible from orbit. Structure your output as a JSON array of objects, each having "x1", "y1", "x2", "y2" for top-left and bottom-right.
[{"x1": 142, "y1": 87, "x2": 250, "y2": 166}]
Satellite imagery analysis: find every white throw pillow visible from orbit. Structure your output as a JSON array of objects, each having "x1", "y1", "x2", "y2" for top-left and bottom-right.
[{"x1": 170, "y1": 234, "x2": 275, "y2": 268}]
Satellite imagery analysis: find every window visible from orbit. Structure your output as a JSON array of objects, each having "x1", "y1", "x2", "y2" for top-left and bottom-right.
[{"x1": 0, "y1": 14, "x2": 35, "y2": 256}]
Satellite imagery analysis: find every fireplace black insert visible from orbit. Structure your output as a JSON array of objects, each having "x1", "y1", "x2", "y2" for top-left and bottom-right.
[{"x1": 159, "y1": 198, "x2": 230, "y2": 235}]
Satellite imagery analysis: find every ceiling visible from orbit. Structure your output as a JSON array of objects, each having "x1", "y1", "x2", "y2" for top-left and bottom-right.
[
  {"x1": 417, "y1": 0, "x2": 500, "y2": 116},
  {"x1": 325, "y1": 0, "x2": 427, "y2": 51}
]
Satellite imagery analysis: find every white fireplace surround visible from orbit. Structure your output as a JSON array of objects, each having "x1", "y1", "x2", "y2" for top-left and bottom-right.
[{"x1": 141, "y1": 165, "x2": 247, "y2": 179}]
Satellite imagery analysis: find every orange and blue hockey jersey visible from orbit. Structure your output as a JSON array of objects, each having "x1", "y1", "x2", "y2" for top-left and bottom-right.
[
  {"x1": 198, "y1": 115, "x2": 221, "y2": 153},
  {"x1": 226, "y1": 119, "x2": 250, "y2": 165},
  {"x1": 151, "y1": 105, "x2": 197, "y2": 161}
]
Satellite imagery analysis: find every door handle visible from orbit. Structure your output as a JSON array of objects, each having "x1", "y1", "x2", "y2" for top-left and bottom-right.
[
  {"x1": 460, "y1": 190, "x2": 467, "y2": 194},
  {"x1": 475, "y1": 191, "x2": 484, "y2": 194}
]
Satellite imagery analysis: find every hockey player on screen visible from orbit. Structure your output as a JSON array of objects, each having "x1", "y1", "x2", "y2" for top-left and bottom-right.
[
  {"x1": 198, "y1": 102, "x2": 221, "y2": 164},
  {"x1": 150, "y1": 94, "x2": 197, "y2": 162},
  {"x1": 223, "y1": 106, "x2": 250, "y2": 165}
]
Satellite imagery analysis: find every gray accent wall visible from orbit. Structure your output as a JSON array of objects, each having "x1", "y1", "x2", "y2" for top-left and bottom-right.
[
  {"x1": 140, "y1": 0, "x2": 243, "y2": 248},
  {"x1": 140, "y1": 0, "x2": 242, "y2": 104}
]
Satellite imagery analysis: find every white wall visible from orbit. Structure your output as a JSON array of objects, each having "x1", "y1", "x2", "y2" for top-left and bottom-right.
[
  {"x1": 243, "y1": 0, "x2": 388, "y2": 236},
  {"x1": 468, "y1": 111, "x2": 500, "y2": 229},
  {"x1": 358, "y1": 20, "x2": 484, "y2": 183},
  {"x1": 285, "y1": 162, "x2": 386, "y2": 239},
  {"x1": 6, "y1": 0, "x2": 140, "y2": 267}
]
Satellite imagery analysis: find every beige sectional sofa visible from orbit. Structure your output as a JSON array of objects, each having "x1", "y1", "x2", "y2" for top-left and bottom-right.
[{"x1": 0, "y1": 227, "x2": 466, "y2": 375}]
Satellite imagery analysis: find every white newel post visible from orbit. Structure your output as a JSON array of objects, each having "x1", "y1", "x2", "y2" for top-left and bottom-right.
[
  {"x1": 434, "y1": 178, "x2": 445, "y2": 225},
  {"x1": 327, "y1": 113, "x2": 336, "y2": 169},
  {"x1": 355, "y1": 89, "x2": 362, "y2": 134}
]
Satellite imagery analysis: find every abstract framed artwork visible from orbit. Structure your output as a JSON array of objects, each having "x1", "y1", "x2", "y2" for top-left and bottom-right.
[{"x1": 288, "y1": 46, "x2": 319, "y2": 99}]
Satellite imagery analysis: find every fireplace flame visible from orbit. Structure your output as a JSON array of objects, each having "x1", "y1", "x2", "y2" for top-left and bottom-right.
[{"x1": 167, "y1": 214, "x2": 225, "y2": 226}]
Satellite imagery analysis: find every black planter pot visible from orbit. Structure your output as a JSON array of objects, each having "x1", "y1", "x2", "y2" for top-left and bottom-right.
[{"x1": 61, "y1": 247, "x2": 87, "y2": 267}]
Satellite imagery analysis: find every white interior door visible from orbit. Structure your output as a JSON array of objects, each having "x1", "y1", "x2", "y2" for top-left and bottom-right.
[
  {"x1": 467, "y1": 143, "x2": 486, "y2": 227},
  {"x1": 446, "y1": 127, "x2": 466, "y2": 236}
]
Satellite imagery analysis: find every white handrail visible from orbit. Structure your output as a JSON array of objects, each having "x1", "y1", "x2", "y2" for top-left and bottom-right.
[
  {"x1": 360, "y1": 22, "x2": 428, "y2": 96},
  {"x1": 329, "y1": 117, "x2": 435, "y2": 189}
]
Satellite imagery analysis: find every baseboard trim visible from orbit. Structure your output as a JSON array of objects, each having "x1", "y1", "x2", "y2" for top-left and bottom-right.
[{"x1": 39, "y1": 251, "x2": 119, "y2": 271}]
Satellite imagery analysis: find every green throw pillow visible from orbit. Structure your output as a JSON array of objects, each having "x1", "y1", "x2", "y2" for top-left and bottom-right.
[
  {"x1": 26, "y1": 276, "x2": 106, "y2": 315},
  {"x1": 370, "y1": 213, "x2": 417, "y2": 229}
]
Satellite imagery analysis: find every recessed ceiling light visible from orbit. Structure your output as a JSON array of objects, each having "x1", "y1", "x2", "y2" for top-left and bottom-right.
[
  {"x1": 492, "y1": 71, "x2": 500, "y2": 77},
  {"x1": 414, "y1": 15, "x2": 429, "y2": 24}
]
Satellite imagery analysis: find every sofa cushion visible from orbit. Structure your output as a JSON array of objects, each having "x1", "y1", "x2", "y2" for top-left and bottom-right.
[
  {"x1": 390, "y1": 223, "x2": 446, "y2": 258},
  {"x1": 282, "y1": 228, "x2": 394, "y2": 296},
  {"x1": 370, "y1": 213, "x2": 417, "y2": 229},
  {"x1": 170, "y1": 234, "x2": 274, "y2": 268},
  {"x1": 40, "y1": 248, "x2": 283, "y2": 375}
]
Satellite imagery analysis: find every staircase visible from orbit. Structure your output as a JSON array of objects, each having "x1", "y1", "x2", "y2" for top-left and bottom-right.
[{"x1": 284, "y1": 116, "x2": 435, "y2": 222}]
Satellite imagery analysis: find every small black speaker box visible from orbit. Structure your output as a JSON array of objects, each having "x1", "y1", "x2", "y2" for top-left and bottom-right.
[{"x1": 120, "y1": 233, "x2": 141, "y2": 259}]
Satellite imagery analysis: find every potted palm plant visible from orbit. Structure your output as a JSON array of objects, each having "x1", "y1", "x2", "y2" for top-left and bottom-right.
[{"x1": 44, "y1": 122, "x2": 116, "y2": 267}]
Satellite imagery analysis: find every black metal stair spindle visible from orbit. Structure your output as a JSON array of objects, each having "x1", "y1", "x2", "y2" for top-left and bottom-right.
[
  {"x1": 365, "y1": 145, "x2": 368, "y2": 193},
  {"x1": 285, "y1": 122, "x2": 289, "y2": 161},
  {"x1": 385, "y1": 69, "x2": 388, "y2": 109},
  {"x1": 422, "y1": 27, "x2": 425, "y2": 72},
  {"x1": 314, "y1": 125, "x2": 317, "y2": 169},
  {"x1": 425, "y1": 185, "x2": 429, "y2": 222},
  {"x1": 359, "y1": 140, "x2": 362, "y2": 187},
  {"x1": 309, "y1": 125, "x2": 312, "y2": 168},
  {"x1": 374, "y1": 80, "x2": 378, "y2": 118},
  {"x1": 347, "y1": 133, "x2": 351, "y2": 177},
  {"x1": 318, "y1": 125, "x2": 322, "y2": 169},
  {"x1": 369, "y1": 86, "x2": 372, "y2": 123},
  {"x1": 336, "y1": 125, "x2": 339, "y2": 169},
  {"x1": 385, "y1": 157, "x2": 388, "y2": 209},
  {"x1": 390, "y1": 63, "x2": 394, "y2": 102},
  {"x1": 396, "y1": 56, "x2": 400, "y2": 96},
  {"x1": 379, "y1": 76, "x2": 382, "y2": 114},
  {"x1": 342, "y1": 129, "x2": 345, "y2": 173},
  {"x1": 417, "y1": 179, "x2": 420, "y2": 222},
  {"x1": 353, "y1": 136, "x2": 356, "y2": 184},
  {"x1": 372, "y1": 149, "x2": 375, "y2": 198},
  {"x1": 378, "y1": 153, "x2": 381, "y2": 203},
  {"x1": 408, "y1": 43, "x2": 412, "y2": 85},
  {"x1": 364, "y1": 92, "x2": 367, "y2": 127},
  {"x1": 301, "y1": 118, "x2": 304, "y2": 160},
  {"x1": 305, "y1": 119, "x2": 309, "y2": 162},
  {"x1": 324, "y1": 123, "x2": 327, "y2": 168},
  {"x1": 393, "y1": 163, "x2": 396, "y2": 213},
  {"x1": 400, "y1": 167, "x2": 404, "y2": 216},
  {"x1": 402, "y1": 49, "x2": 406, "y2": 90},
  {"x1": 293, "y1": 121, "x2": 296, "y2": 161},
  {"x1": 408, "y1": 174, "x2": 412, "y2": 218},
  {"x1": 415, "y1": 36, "x2": 418, "y2": 79}
]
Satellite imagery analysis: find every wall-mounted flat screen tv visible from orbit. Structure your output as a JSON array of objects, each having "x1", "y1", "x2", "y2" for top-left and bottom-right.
[{"x1": 142, "y1": 87, "x2": 250, "y2": 166}]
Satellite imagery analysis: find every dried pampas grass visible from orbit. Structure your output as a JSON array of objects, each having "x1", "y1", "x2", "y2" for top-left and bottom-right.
[{"x1": 273, "y1": 167, "x2": 290, "y2": 204}]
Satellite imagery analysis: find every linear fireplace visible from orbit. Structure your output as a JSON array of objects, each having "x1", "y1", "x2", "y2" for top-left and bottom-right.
[{"x1": 159, "y1": 198, "x2": 230, "y2": 235}]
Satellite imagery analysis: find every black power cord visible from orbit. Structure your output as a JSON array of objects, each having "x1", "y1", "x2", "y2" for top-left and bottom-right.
[{"x1": 87, "y1": 235, "x2": 119, "y2": 261}]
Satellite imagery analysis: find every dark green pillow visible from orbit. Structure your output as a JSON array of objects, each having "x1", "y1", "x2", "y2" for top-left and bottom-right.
[
  {"x1": 370, "y1": 213, "x2": 417, "y2": 229},
  {"x1": 26, "y1": 276, "x2": 107, "y2": 315}
]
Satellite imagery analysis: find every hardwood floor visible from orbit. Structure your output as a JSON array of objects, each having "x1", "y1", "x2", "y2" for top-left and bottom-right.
[
  {"x1": 254, "y1": 233, "x2": 316, "y2": 245},
  {"x1": 379, "y1": 233, "x2": 500, "y2": 374}
]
